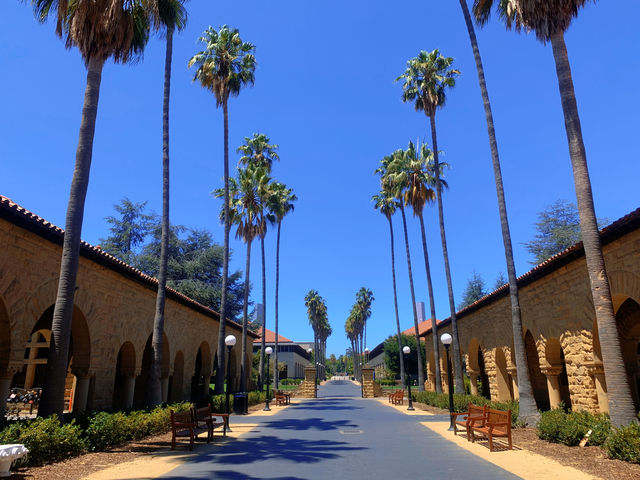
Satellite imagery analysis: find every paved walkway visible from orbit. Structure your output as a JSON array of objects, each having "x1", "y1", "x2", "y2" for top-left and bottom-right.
[{"x1": 158, "y1": 380, "x2": 520, "y2": 479}]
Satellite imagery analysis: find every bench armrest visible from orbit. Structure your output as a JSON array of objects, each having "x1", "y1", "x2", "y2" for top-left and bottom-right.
[
  {"x1": 451, "y1": 412, "x2": 468, "y2": 420},
  {"x1": 468, "y1": 416, "x2": 488, "y2": 426}
]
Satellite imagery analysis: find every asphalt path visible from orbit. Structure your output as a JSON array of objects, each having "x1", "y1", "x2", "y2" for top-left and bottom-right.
[{"x1": 160, "y1": 380, "x2": 521, "y2": 479}]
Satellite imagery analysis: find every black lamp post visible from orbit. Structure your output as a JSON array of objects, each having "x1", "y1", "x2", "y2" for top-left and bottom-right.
[
  {"x1": 224, "y1": 335, "x2": 236, "y2": 420},
  {"x1": 441, "y1": 333, "x2": 455, "y2": 431},
  {"x1": 264, "y1": 347, "x2": 272, "y2": 411},
  {"x1": 402, "y1": 346, "x2": 415, "y2": 411}
]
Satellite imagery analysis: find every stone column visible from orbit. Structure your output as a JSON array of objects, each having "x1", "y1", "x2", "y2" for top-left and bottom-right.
[
  {"x1": 201, "y1": 372, "x2": 211, "y2": 396},
  {"x1": 161, "y1": 377, "x2": 170, "y2": 403},
  {"x1": 586, "y1": 362, "x2": 608, "y2": 414},
  {"x1": 362, "y1": 367, "x2": 380, "y2": 398},
  {"x1": 71, "y1": 370, "x2": 92, "y2": 413},
  {"x1": 123, "y1": 373, "x2": 138, "y2": 409},
  {"x1": 507, "y1": 366, "x2": 519, "y2": 400},
  {"x1": 441, "y1": 374, "x2": 449, "y2": 394},
  {"x1": 427, "y1": 372, "x2": 436, "y2": 392},
  {"x1": 300, "y1": 366, "x2": 317, "y2": 398},
  {"x1": 541, "y1": 366, "x2": 563, "y2": 408},
  {"x1": 468, "y1": 369, "x2": 479, "y2": 396}
]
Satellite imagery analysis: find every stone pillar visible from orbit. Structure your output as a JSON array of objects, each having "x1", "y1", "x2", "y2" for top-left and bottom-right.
[
  {"x1": 361, "y1": 367, "x2": 380, "y2": 398},
  {"x1": 441, "y1": 374, "x2": 449, "y2": 394},
  {"x1": 299, "y1": 366, "x2": 317, "y2": 398},
  {"x1": 507, "y1": 366, "x2": 519, "y2": 400},
  {"x1": 123, "y1": 374, "x2": 137, "y2": 409},
  {"x1": 161, "y1": 377, "x2": 170, "y2": 403},
  {"x1": 427, "y1": 372, "x2": 436, "y2": 392},
  {"x1": 201, "y1": 372, "x2": 211, "y2": 396},
  {"x1": 71, "y1": 370, "x2": 92, "y2": 413},
  {"x1": 468, "y1": 369, "x2": 479, "y2": 396},
  {"x1": 586, "y1": 362, "x2": 608, "y2": 414},
  {"x1": 541, "y1": 366, "x2": 563, "y2": 409}
]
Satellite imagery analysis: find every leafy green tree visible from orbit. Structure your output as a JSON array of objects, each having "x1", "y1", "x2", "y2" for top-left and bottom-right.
[
  {"x1": 459, "y1": 271, "x2": 487, "y2": 309},
  {"x1": 383, "y1": 334, "x2": 426, "y2": 381},
  {"x1": 266, "y1": 182, "x2": 296, "y2": 389},
  {"x1": 189, "y1": 25, "x2": 256, "y2": 394},
  {"x1": 474, "y1": 0, "x2": 636, "y2": 427},
  {"x1": 33, "y1": 0, "x2": 151, "y2": 417},
  {"x1": 373, "y1": 190, "x2": 405, "y2": 386},
  {"x1": 100, "y1": 198, "x2": 153, "y2": 264},
  {"x1": 397, "y1": 49, "x2": 465, "y2": 394},
  {"x1": 147, "y1": 0, "x2": 189, "y2": 407}
]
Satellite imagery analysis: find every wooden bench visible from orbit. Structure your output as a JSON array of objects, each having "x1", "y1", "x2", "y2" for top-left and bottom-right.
[
  {"x1": 391, "y1": 390, "x2": 404, "y2": 405},
  {"x1": 451, "y1": 404, "x2": 488, "y2": 440},
  {"x1": 193, "y1": 405, "x2": 229, "y2": 441},
  {"x1": 275, "y1": 391, "x2": 288, "y2": 406},
  {"x1": 469, "y1": 408, "x2": 512, "y2": 451},
  {"x1": 387, "y1": 389, "x2": 400, "y2": 403},
  {"x1": 170, "y1": 409, "x2": 198, "y2": 451}
]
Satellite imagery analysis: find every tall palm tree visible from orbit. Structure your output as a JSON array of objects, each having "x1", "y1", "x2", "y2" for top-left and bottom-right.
[
  {"x1": 473, "y1": 0, "x2": 636, "y2": 428},
  {"x1": 266, "y1": 182, "x2": 297, "y2": 389},
  {"x1": 356, "y1": 287, "x2": 374, "y2": 371},
  {"x1": 388, "y1": 142, "x2": 442, "y2": 392},
  {"x1": 396, "y1": 50, "x2": 465, "y2": 394},
  {"x1": 455, "y1": 0, "x2": 539, "y2": 424},
  {"x1": 238, "y1": 133, "x2": 279, "y2": 390},
  {"x1": 375, "y1": 151, "x2": 425, "y2": 391},
  {"x1": 147, "y1": 0, "x2": 188, "y2": 407},
  {"x1": 305, "y1": 290, "x2": 326, "y2": 384},
  {"x1": 189, "y1": 26, "x2": 256, "y2": 394},
  {"x1": 32, "y1": 0, "x2": 151, "y2": 417},
  {"x1": 215, "y1": 164, "x2": 269, "y2": 392},
  {"x1": 373, "y1": 190, "x2": 405, "y2": 386}
]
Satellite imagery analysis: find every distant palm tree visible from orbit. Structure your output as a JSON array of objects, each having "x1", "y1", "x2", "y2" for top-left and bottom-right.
[
  {"x1": 148, "y1": 0, "x2": 188, "y2": 407},
  {"x1": 473, "y1": 0, "x2": 636, "y2": 428},
  {"x1": 215, "y1": 164, "x2": 269, "y2": 392},
  {"x1": 396, "y1": 49, "x2": 466, "y2": 394},
  {"x1": 189, "y1": 26, "x2": 256, "y2": 394},
  {"x1": 238, "y1": 133, "x2": 279, "y2": 390},
  {"x1": 266, "y1": 182, "x2": 297, "y2": 389},
  {"x1": 32, "y1": 0, "x2": 151, "y2": 417},
  {"x1": 305, "y1": 290, "x2": 327, "y2": 384},
  {"x1": 375, "y1": 151, "x2": 425, "y2": 391},
  {"x1": 455, "y1": 0, "x2": 538, "y2": 424},
  {"x1": 373, "y1": 190, "x2": 405, "y2": 386}
]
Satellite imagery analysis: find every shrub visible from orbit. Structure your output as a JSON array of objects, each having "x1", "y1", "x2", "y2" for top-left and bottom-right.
[
  {"x1": 280, "y1": 378, "x2": 302, "y2": 385},
  {"x1": 0, "y1": 416, "x2": 86, "y2": 466},
  {"x1": 375, "y1": 379, "x2": 397, "y2": 386},
  {"x1": 537, "y1": 407, "x2": 612, "y2": 447},
  {"x1": 604, "y1": 423, "x2": 640, "y2": 464}
]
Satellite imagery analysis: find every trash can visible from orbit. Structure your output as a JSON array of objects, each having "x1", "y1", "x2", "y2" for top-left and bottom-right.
[{"x1": 233, "y1": 393, "x2": 248, "y2": 415}]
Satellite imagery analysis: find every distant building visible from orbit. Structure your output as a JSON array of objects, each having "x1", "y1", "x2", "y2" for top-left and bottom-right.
[
  {"x1": 253, "y1": 328, "x2": 312, "y2": 379},
  {"x1": 416, "y1": 302, "x2": 426, "y2": 323}
]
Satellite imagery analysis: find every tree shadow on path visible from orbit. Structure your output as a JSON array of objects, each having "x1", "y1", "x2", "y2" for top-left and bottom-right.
[
  {"x1": 160, "y1": 472, "x2": 305, "y2": 480},
  {"x1": 262, "y1": 417, "x2": 359, "y2": 431}
]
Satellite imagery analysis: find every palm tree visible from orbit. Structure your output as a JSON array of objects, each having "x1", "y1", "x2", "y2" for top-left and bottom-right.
[
  {"x1": 266, "y1": 182, "x2": 297, "y2": 389},
  {"x1": 473, "y1": 0, "x2": 636, "y2": 428},
  {"x1": 396, "y1": 50, "x2": 466, "y2": 394},
  {"x1": 373, "y1": 190, "x2": 405, "y2": 386},
  {"x1": 32, "y1": 0, "x2": 151, "y2": 417},
  {"x1": 454, "y1": 0, "x2": 539, "y2": 424},
  {"x1": 356, "y1": 287, "x2": 374, "y2": 371},
  {"x1": 238, "y1": 133, "x2": 279, "y2": 390},
  {"x1": 305, "y1": 290, "x2": 327, "y2": 384},
  {"x1": 375, "y1": 151, "x2": 425, "y2": 391},
  {"x1": 147, "y1": 0, "x2": 188, "y2": 407},
  {"x1": 215, "y1": 164, "x2": 269, "y2": 392},
  {"x1": 189, "y1": 26, "x2": 256, "y2": 394}
]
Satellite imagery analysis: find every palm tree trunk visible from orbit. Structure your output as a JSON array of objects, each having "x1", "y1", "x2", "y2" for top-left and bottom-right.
[
  {"x1": 240, "y1": 238, "x2": 252, "y2": 393},
  {"x1": 399, "y1": 203, "x2": 425, "y2": 391},
  {"x1": 148, "y1": 27, "x2": 174, "y2": 407},
  {"x1": 551, "y1": 32, "x2": 636, "y2": 426},
  {"x1": 274, "y1": 221, "x2": 281, "y2": 388},
  {"x1": 214, "y1": 98, "x2": 231, "y2": 394},
  {"x1": 458, "y1": 0, "x2": 538, "y2": 423},
  {"x1": 388, "y1": 216, "x2": 406, "y2": 385},
  {"x1": 38, "y1": 56, "x2": 105, "y2": 418},
  {"x1": 429, "y1": 114, "x2": 464, "y2": 393},
  {"x1": 417, "y1": 212, "x2": 442, "y2": 393},
  {"x1": 258, "y1": 235, "x2": 267, "y2": 390}
]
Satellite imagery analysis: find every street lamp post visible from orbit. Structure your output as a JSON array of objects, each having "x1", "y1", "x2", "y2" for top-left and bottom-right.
[
  {"x1": 364, "y1": 348, "x2": 370, "y2": 365},
  {"x1": 264, "y1": 347, "x2": 272, "y2": 411},
  {"x1": 441, "y1": 333, "x2": 455, "y2": 430},
  {"x1": 224, "y1": 335, "x2": 236, "y2": 431},
  {"x1": 402, "y1": 346, "x2": 415, "y2": 411}
]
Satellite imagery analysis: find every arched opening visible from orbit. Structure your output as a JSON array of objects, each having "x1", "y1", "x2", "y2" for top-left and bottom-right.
[
  {"x1": 112, "y1": 342, "x2": 136, "y2": 410},
  {"x1": 477, "y1": 348, "x2": 491, "y2": 399},
  {"x1": 169, "y1": 351, "x2": 184, "y2": 402},
  {"x1": 614, "y1": 298, "x2": 640, "y2": 411},
  {"x1": 191, "y1": 342, "x2": 211, "y2": 401},
  {"x1": 134, "y1": 333, "x2": 170, "y2": 407},
  {"x1": 545, "y1": 338, "x2": 572, "y2": 409},
  {"x1": 428, "y1": 351, "x2": 436, "y2": 391},
  {"x1": 524, "y1": 330, "x2": 550, "y2": 410},
  {"x1": 11, "y1": 305, "x2": 90, "y2": 413},
  {"x1": 494, "y1": 348, "x2": 513, "y2": 401}
]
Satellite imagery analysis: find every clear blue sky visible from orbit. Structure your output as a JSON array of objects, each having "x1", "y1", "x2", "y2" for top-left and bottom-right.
[{"x1": 2, "y1": 1, "x2": 639, "y2": 359}]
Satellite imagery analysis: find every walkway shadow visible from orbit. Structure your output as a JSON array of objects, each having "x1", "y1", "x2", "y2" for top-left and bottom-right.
[
  {"x1": 263, "y1": 417, "x2": 359, "y2": 431},
  {"x1": 160, "y1": 473, "x2": 305, "y2": 480},
  {"x1": 183, "y1": 434, "x2": 367, "y2": 465}
]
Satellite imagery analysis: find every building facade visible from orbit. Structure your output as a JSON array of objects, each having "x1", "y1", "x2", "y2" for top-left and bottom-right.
[{"x1": 253, "y1": 328, "x2": 312, "y2": 379}]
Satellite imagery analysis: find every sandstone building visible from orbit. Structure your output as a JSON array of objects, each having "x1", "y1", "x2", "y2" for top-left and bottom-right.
[{"x1": 0, "y1": 196, "x2": 255, "y2": 413}]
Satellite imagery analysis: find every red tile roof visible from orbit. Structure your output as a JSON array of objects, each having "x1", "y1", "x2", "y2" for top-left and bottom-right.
[
  {"x1": 402, "y1": 319, "x2": 441, "y2": 337},
  {"x1": 0, "y1": 195, "x2": 256, "y2": 337},
  {"x1": 253, "y1": 327, "x2": 292, "y2": 344}
]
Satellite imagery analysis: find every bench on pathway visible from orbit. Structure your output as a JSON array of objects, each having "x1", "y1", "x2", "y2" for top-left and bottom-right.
[
  {"x1": 275, "y1": 391, "x2": 290, "y2": 406},
  {"x1": 469, "y1": 407, "x2": 512, "y2": 451},
  {"x1": 170, "y1": 409, "x2": 200, "y2": 451},
  {"x1": 389, "y1": 390, "x2": 404, "y2": 405},
  {"x1": 193, "y1": 405, "x2": 229, "y2": 441},
  {"x1": 451, "y1": 404, "x2": 488, "y2": 440}
]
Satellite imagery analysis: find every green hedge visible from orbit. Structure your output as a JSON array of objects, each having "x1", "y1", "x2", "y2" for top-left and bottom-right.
[
  {"x1": 208, "y1": 390, "x2": 270, "y2": 413},
  {"x1": 604, "y1": 423, "x2": 640, "y2": 464},
  {"x1": 411, "y1": 391, "x2": 519, "y2": 426},
  {"x1": 537, "y1": 407, "x2": 611, "y2": 446},
  {"x1": 280, "y1": 378, "x2": 302, "y2": 385},
  {"x1": 375, "y1": 379, "x2": 397, "y2": 386}
]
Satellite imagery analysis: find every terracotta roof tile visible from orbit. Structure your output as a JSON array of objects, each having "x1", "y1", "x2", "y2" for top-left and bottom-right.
[{"x1": 253, "y1": 327, "x2": 292, "y2": 344}]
